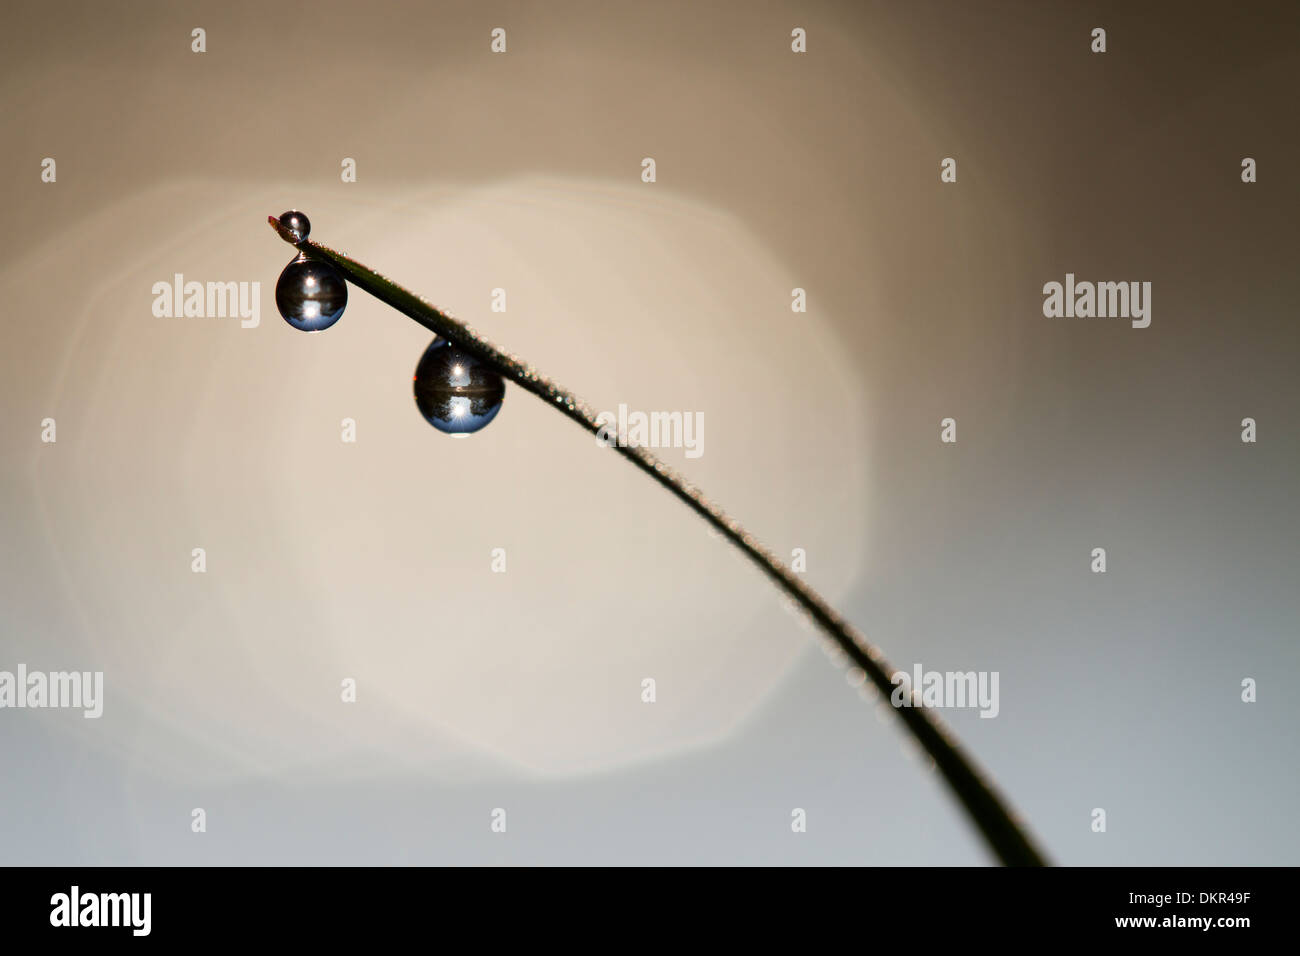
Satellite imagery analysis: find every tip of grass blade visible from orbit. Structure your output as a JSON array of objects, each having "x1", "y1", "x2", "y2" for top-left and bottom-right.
[{"x1": 268, "y1": 214, "x2": 300, "y2": 245}]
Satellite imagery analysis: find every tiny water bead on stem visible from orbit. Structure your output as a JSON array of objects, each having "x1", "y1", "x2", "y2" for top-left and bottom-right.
[
  {"x1": 265, "y1": 211, "x2": 1049, "y2": 866},
  {"x1": 277, "y1": 209, "x2": 311, "y2": 243}
]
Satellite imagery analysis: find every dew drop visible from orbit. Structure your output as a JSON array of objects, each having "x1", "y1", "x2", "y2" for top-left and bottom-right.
[
  {"x1": 413, "y1": 337, "x2": 504, "y2": 434},
  {"x1": 275, "y1": 253, "x2": 347, "y2": 332}
]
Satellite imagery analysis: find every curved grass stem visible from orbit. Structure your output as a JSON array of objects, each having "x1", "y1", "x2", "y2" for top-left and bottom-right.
[{"x1": 268, "y1": 213, "x2": 1049, "y2": 866}]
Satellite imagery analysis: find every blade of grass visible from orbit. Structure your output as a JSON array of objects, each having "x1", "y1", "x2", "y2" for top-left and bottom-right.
[{"x1": 269, "y1": 213, "x2": 1049, "y2": 866}]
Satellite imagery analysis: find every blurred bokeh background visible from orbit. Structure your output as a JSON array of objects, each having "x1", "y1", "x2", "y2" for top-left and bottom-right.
[{"x1": 0, "y1": 0, "x2": 1296, "y2": 864}]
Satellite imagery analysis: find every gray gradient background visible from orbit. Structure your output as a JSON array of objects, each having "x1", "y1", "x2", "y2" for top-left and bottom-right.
[{"x1": 1, "y1": 0, "x2": 1297, "y2": 865}]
